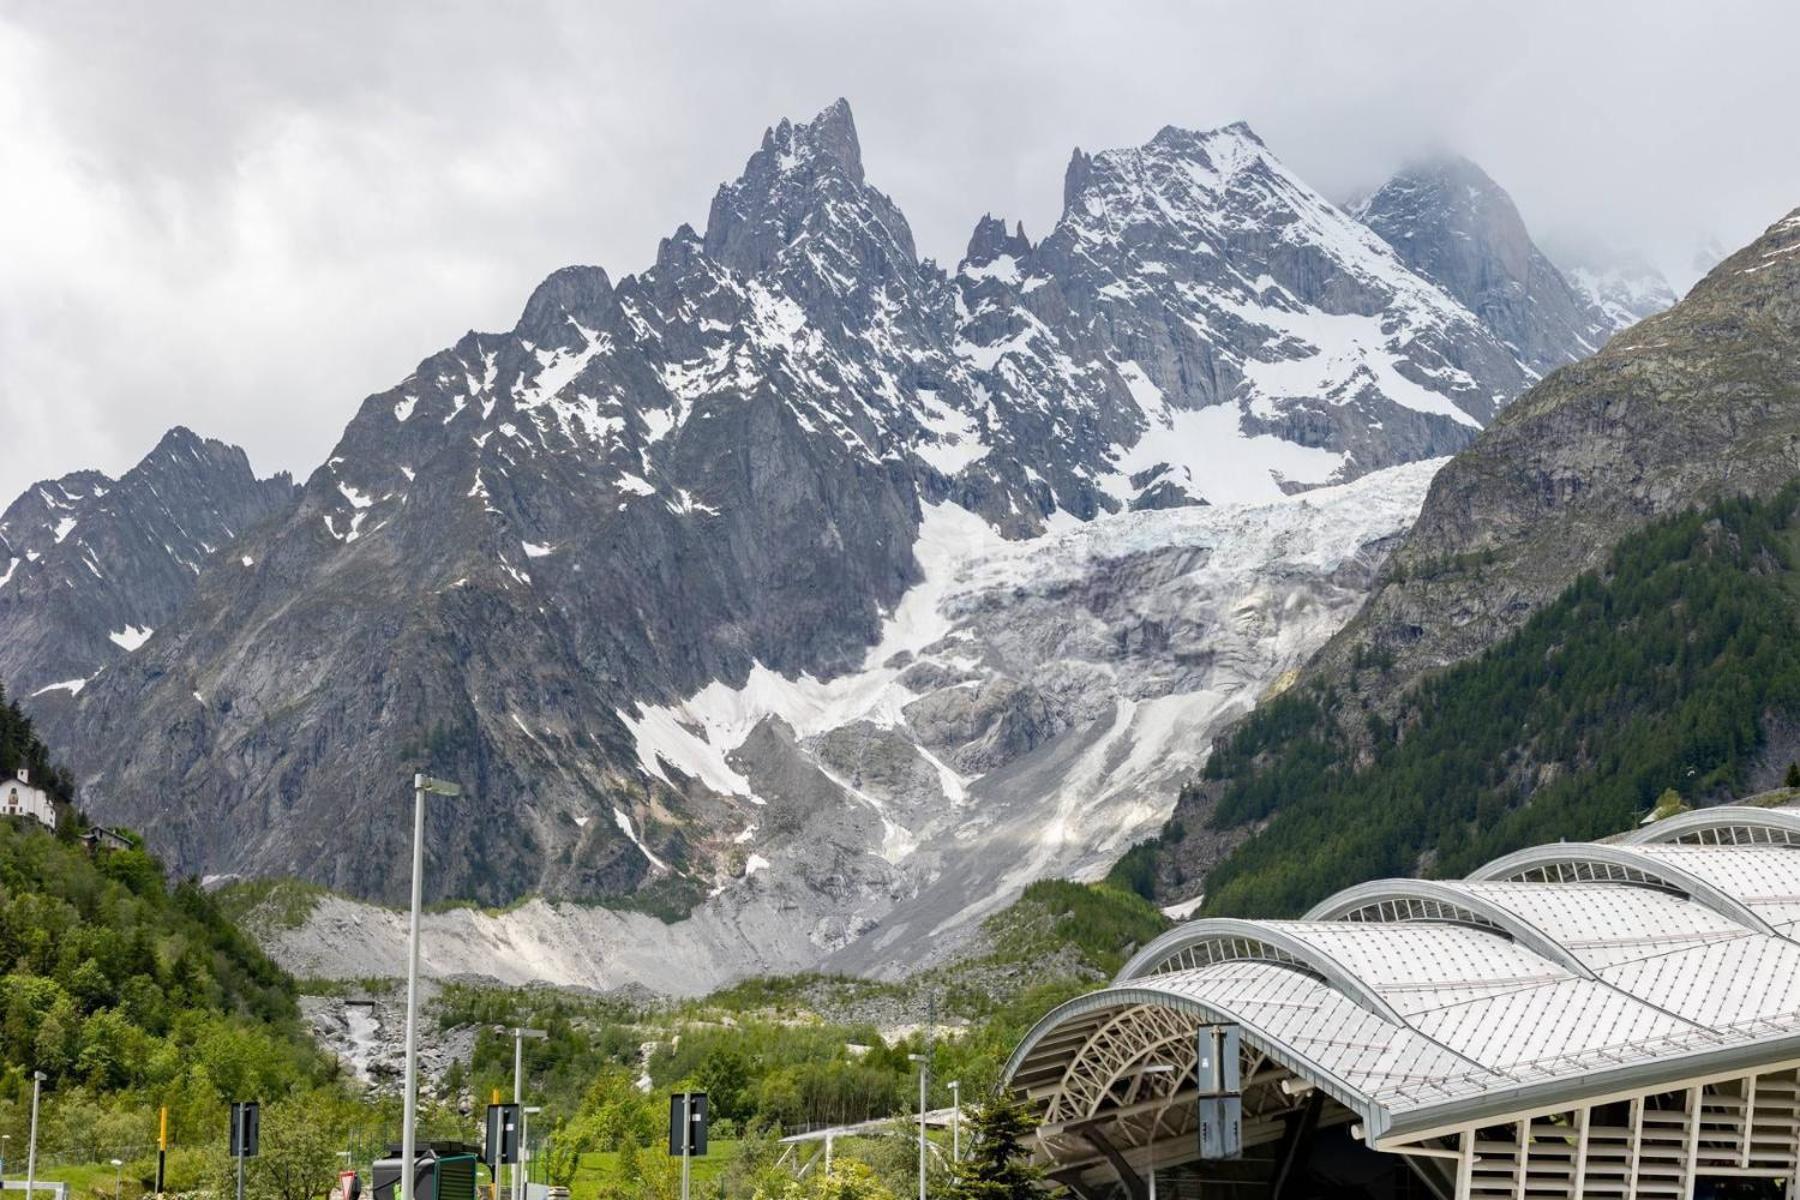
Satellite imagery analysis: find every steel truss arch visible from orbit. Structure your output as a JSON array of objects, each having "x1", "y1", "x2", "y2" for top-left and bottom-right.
[
  {"x1": 1003, "y1": 985, "x2": 1389, "y2": 1137},
  {"x1": 1624, "y1": 804, "x2": 1800, "y2": 847}
]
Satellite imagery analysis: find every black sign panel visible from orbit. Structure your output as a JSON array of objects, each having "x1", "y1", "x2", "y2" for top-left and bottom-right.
[
  {"x1": 666, "y1": 1092, "x2": 708, "y2": 1157},
  {"x1": 230, "y1": 1102, "x2": 261, "y2": 1159},
  {"x1": 484, "y1": 1104, "x2": 521, "y2": 1168}
]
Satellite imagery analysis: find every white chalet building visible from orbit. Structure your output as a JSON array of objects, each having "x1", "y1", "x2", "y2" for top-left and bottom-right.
[{"x1": 2, "y1": 768, "x2": 56, "y2": 830}]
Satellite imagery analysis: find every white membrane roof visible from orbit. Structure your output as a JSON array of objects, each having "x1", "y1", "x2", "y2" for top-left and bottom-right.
[{"x1": 1006, "y1": 806, "x2": 1800, "y2": 1142}]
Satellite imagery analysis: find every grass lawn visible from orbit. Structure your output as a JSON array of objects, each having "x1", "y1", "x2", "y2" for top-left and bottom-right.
[
  {"x1": 567, "y1": 1140, "x2": 739, "y2": 1199},
  {"x1": 17, "y1": 1160, "x2": 144, "y2": 1200}
]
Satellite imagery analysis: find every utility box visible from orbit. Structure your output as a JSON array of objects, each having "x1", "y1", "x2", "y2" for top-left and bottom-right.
[
  {"x1": 373, "y1": 1144, "x2": 479, "y2": 1200},
  {"x1": 1196, "y1": 1025, "x2": 1243, "y2": 1160}
]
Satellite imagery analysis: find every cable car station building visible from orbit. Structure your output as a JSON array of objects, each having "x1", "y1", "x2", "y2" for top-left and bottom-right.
[{"x1": 1006, "y1": 806, "x2": 1800, "y2": 1199}]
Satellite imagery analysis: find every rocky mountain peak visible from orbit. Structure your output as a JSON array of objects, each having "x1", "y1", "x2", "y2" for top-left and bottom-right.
[
  {"x1": 1356, "y1": 153, "x2": 1607, "y2": 378},
  {"x1": 763, "y1": 96, "x2": 863, "y2": 184},
  {"x1": 704, "y1": 97, "x2": 917, "y2": 293},
  {"x1": 516, "y1": 264, "x2": 614, "y2": 342},
  {"x1": 962, "y1": 214, "x2": 1031, "y2": 267},
  {"x1": 0, "y1": 429, "x2": 294, "y2": 699}
]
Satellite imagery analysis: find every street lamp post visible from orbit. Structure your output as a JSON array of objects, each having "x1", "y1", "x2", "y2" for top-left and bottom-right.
[
  {"x1": 26, "y1": 1071, "x2": 45, "y2": 1200},
  {"x1": 1141, "y1": 1064, "x2": 1175, "y2": 1200},
  {"x1": 509, "y1": 1028, "x2": 547, "y2": 1200},
  {"x1": 112, "y1": 1158, "x2": 124, "y2": 1200},
  {"x1": 947, "y1": 1081, "x2": 960, "y2": 1165},
  {"x1": 906, "y1": 1054, "x2": 927, "y2": 1200},
  {"x1": 521, "y1": 1106, "x2": 540, "y2": 1200},
  {"x1": 402, "y1": 773, "x2": 460, "y2": 1200}
]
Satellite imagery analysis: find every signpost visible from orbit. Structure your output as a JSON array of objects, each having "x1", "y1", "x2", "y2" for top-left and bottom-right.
[
  {"x1": 156, "y1": 1107, "x2": 168, "y2": 1197},
  {"x1": 666, "y1": 1093, "x2": 708, "y2": 1200},
  {"x1": 484, "y1": 1105, "x2": 521, "y2": 1179},
  {"x1": 230, "y1": 1102, "x2": 261, "y2": 1200}
]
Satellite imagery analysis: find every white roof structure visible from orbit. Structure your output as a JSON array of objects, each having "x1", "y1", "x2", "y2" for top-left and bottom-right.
[{"x1": 1006, "y1": 804, "x2": 1800, "y2": 1195}]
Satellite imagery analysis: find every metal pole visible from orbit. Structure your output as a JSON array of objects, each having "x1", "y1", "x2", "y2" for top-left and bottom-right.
[
  {"x1": 917, "y1": 1065, "x2": 927, "y2": 1200},
  {"x1": 680, "y1": 1094, "x2": 691, "y2": 1200},
  {"x1": 157, "y1": 1107, "x2": 167, "y2": 1196},
  {"x1": 513, "y1": 1034, "x2": 523, "y2": 1200},
  {"x1": 824, "y1": 1132, "x2": 833, "y2": 1179},
  {"x1": 401, "y1": 774, "x2": 427, "y2": 1200},
  {"x1": 948, "y1": 1082, "x2": 959, "y2": 1165},
  {"x1": 521, "y1": 1107, "x2": 539, "y2": 1200},
  {"x1": 26, "y1": 1072, "x2": 43, "y2": 1200},
  {"x1": 114, "y1": 1159, "x2": 123, "y2": 1200},
  {"x1": 236, "y1": 1113, "x2": 246, "y2": 1200}
]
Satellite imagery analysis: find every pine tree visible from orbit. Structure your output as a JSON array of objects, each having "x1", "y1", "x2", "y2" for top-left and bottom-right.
[
  {"x1": 1785, "y1": 761, "x2": 1800, "y2": 789},
  {"x1": 943, "y1": 1093, "x2": 1047, "y2": 1200}
]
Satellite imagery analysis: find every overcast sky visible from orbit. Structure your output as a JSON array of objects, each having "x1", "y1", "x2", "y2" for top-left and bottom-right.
[{"x1": 4, "y1": 0, "x2": 1798, "y2": 485}]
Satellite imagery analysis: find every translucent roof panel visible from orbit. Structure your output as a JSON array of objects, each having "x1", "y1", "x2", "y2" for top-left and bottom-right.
[
  {"x1": 1404, "y1": 976, "x2": 1701, "y2": 1070},
  {"x1": 1601, "y1": 933, "x2": 1800, "y2": 1030},
  {"x1": 1631, "y1": 844, "x2": 1800, "y2": 936},
  {"x1": 1148, "y1": 961, "x2": 1492, "y2": 1105},
  {"x1": 1454, "y1": 880, "x2": 1750, "y2": 969},
  {"x1": 1261, "y1": 920, "x2": 1569, "y2": 1013}
]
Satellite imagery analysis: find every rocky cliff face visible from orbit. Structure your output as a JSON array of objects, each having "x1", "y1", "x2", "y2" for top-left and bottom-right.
[
  {"x1": 249, "y1": 459, "x2": 1438, "y2": 987},
  {"x1": 46, "y1": 101, "x2": 1560, "y2": 929},
  {"x1": 1355, "y1": 155, "x2": 1609, "y2": 378},
  {"x1": 1333, "y1": 207, "x2": 1800, "y2": 685},
  {"x1": 0, "y1": 428, "x2": 295, "y2": 699},
  {"x1": 1150, "y1": 207, "x2": 1800, "y2": 892}
]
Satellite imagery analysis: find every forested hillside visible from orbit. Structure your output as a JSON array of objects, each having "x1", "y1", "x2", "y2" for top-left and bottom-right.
[
  {"x1": 1, "y1": 683, "x2": 75, "y2": 808},
  {"x1": 1116, "y1": 485, "x2": 1800, "y2": 916},
  {"x1": 0, "y1": 691, "x2": 339, "y2": 1190}
]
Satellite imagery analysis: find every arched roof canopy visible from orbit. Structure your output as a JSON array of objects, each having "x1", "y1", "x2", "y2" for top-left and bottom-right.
[
  {"x1": 1004, "y1": 980, "x2": 1454, "y2": 1140},
  {"x1": 1624, "y1": 805, "x2": 1800, "y2": 847},
  {"x1": 1112, "y1": 918, "x2": 1409, "y2": 1024},
  {"x1": 1303, "y1": 878, "x2": 1599, "y2": 978},
  {"x1": 1466, "y1": 842, "x2": 1777, "y2": 935}
]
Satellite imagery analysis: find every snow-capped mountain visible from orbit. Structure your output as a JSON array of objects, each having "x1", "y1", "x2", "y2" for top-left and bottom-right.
[
  {"x1": 0, "y1": 428, "x2": 294, "y2": 700},
  {"x1": 258, "y1": 458, "x2": 1439, "y2": 991},
  {"x1": 43, "y1": 101, "x2": 1580, "y2": 970},
  {"x1": 1354, "y1": 155, "x2": 1609, "y2": 378},
  {"x1": 955, "y1": 125, "x2": 1525, "y2": 514},
  {"x1": 1562, "y1": 257, "x2": 1680, "y2": 336}
]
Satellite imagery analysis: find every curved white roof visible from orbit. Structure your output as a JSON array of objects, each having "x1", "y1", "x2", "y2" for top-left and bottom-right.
[
  {"x1": 1623, "y1": 803, "x2": 1800, "y2": 847},
  {"x1": 1006, "y1": 808, "x2": 1800, "y2": 1143}
]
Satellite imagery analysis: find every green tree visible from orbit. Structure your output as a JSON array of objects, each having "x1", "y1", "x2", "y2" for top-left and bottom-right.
[
  {"x1": 206, "y1": 1095, "x2": 342, "y2": 1200},
  {"x1": 755, "y1": 1160, "x2": 896, "y2": 1200},
  {"x1": 1785, "y1": 762, "x2": 1800, "y2": 788},
  {"x1": 943, "y1": 1094, "x2": 1046, "y2": 1200}
]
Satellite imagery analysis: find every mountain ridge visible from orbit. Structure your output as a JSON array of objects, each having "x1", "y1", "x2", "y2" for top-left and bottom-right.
[
  {"x1": 22, "y1": 101, "x2": 1658, "y2": 986},
  {"x1": 1143, "y1": 205, "x2": 1800, "y2": 900}
]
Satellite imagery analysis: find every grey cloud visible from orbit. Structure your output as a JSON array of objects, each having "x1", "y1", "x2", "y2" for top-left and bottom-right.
[{"x1": 3, "y1": 0, "x2": 1796, "y2": 482}]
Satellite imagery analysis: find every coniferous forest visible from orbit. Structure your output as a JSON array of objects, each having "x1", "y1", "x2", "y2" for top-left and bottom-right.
[{"x1": 1124, "y1": 485, "x2": 1800, "y2": 916}]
